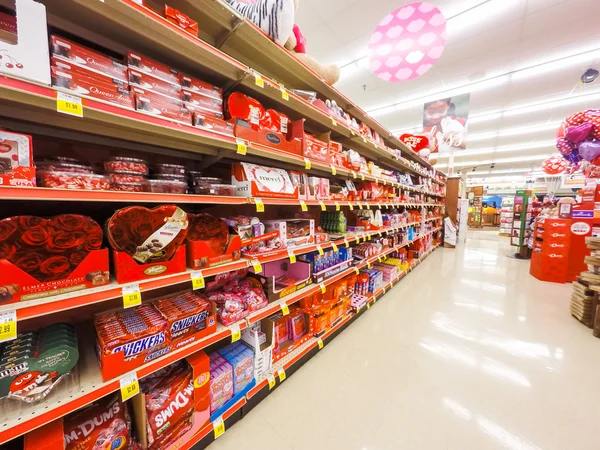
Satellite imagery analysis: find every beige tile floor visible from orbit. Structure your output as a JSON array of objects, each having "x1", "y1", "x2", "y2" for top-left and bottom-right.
[{"x1": 208, "y1": 235, "x2": 600, "y2": 450}]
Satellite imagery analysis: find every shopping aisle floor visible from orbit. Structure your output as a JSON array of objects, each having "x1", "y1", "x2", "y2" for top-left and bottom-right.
[{"x1": 208, "y1": 237, "x2": 600, "y2": 450}]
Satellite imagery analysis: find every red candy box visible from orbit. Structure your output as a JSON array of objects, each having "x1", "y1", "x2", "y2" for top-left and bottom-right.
[
  {"x1": 0, "y1": 130, "x2": 36, "y2": 187},
  {"x1": 106, "y1": 205, "x2": 188, "y2": 284},
  {"x1": 0, "y1": 215, "x2": 109, "y2": 304},
  {"x1": 186, "y1": 213, "x2": 241, "y2": 270}
]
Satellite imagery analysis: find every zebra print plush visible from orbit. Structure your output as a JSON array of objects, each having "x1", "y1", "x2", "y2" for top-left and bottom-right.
[{"x1": 223, "y1": 0, "x2": 295, "y2": 46}]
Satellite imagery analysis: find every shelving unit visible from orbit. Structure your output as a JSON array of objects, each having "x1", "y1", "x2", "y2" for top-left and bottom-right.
[{"x1": 0, "y1": 0, "x2": 446, "y2": 448}]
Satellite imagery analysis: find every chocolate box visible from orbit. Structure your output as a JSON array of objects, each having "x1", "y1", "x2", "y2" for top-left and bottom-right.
[
  {"x1": 51, "y1": 67, "x2": 134, "y2": 109},
  {"x1": 249, "y1": 259, "x2": 312, "y2": 301},
  {"x1": 180, "y1": 74, "x2": 222, "y2": 100},
  {"x1": 187, "y1": 235, "x2": 241, "y2": 270},
  {"x1": 232, "y1": 162, "x2": 298, "y2": 199},
  {"x1": 304, "y1": 133, "x2": 330, "y2": 163},
  {"x1": 192, "y1": 111, "x2": 234, "y2": 137},
  {"x1": 133, "y1": 86, "x2": 193, "y2": 125},
  {"x1": 231, "y1": 116, "x2": 304, "y2": 156},
  {"x1": 164, "y1": 5, "x2": 199, "y2": 36},
  {"x1": 182, "y1": 89, "x2": 223, "y2": 116},
  {"x1": 128, "y1": 68, "x2": 181, "y2": 99},
  {"x1": 0, "y1": 130, "x2": 36, "y2": 187},
  {"x1": 51, "y1": 35, "x2": 127, "y2": 82},
  {"x1": 263, "y1": 219, "x2": 315, "y2": 249},
  {"x1": 111, "y1": 245, "x2": 187, "y2": 285},
  {"x1": 266, "y1": 308, "x2": 311, "y2": 362},
  {"x1": 127, "y1": 51, "x2": 180, "y2": 85}
]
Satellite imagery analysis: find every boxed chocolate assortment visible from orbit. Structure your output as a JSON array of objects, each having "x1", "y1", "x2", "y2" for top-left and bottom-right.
[
  {"x1": 0, "y1": 130, "x2": 36, "y2": 187},
  {"x1": 186, "y1": 213, "x2": 241, "y2": 270},
  {"x1": 0, "y1": 214, "x2": 109, "y2": 304}
]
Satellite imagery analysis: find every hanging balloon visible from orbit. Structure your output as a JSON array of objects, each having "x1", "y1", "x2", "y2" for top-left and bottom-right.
[
  {"x1": 578, "y1": 141, "x2": 600, "y2": 162},
  {"x1": 565, "y1": 122, "x2": 594, "y2": 144},
  {"x1": 541, "y1": 155, "x2": 569, "y2": 175},
  {"x1": 556, "y1": 137, "x2": 574, "y2": 156},
  {"x1": 563, "y1": 111, "x2": 587, "y2": 128},
  {"x1": 584, "y1": 109, "x2": 600, "y2": 139},
  {"x1": 556, "y1": 123, "x2": 565, "y2": 139}
]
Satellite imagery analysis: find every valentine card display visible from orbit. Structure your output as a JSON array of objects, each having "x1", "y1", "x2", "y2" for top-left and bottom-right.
[
  {"x1": 186, "y1": 213, "x2": 241, "y2": 269},
  {"x1": 106, "y1": 205, "x2": 188, "y2": 283},
  {"x1": 232, "y1": 162, "x2": 298, "y2": 199},
  {"x1": 0, "y1": 130, "x2": 36, "y2": 187},
  {"x1": 0, "y1": 323, "x2": 79, "y2": 403},
  {"x1": 0, "y1": 214, "x2": 109, "y2": 303},
  {"x1": 369, "y1": 2, "x2": 447, "y2": 82},
  {"x1": 64, "y1": 393, "x2": 133, "y2": 450}
]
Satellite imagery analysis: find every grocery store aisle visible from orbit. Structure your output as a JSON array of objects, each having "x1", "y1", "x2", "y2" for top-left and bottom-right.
[{"x1": 208, "y1": 238, "x2": 599, "y2": 450}]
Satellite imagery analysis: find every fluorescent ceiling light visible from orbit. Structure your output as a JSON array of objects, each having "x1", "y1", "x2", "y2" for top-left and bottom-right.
[
  {"x1": 469, "y1": 122, "x2": 561, "y2": 142},
  {"x1": 436, "y1": 141, "x2": 555, "y2": 158},
  {"x1": 435, "y1": 154, "x2": 552, "y2": 169},
  {"x1": 467, "y1": 168, "x2": 539, "y2": 176}
]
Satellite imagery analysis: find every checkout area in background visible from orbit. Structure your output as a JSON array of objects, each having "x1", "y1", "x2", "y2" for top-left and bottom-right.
[{"x1": 467, "y1": 186, "x2": 502, "y2": 228}]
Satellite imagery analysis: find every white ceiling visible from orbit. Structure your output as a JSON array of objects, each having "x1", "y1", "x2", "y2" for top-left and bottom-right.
[{"x1": 296, "y1": 0, "x2": 600, "y2": 183}]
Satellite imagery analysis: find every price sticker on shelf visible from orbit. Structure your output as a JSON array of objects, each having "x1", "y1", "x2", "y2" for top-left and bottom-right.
[
  {"x1": 382, "y1": 286, "x2": 386, "y2": 294},
  {"x1": 367, "y1": 302, "x2": 371, "y2": 310},
  {"x1": 213, "y1": 416, "x2": 225, "y2": 439},
  {"x1": 348, "y1": 202, "x2": 354, "y2": 211},
  {"x1": 119, "y1": 372, "x2": 140, "y2": 402},
  {"x1": 351, "y1": 171, "x2": 357, "y2": 179},
  {"x1": 319, "y1": 201, "x2": 326, "y2": 211},
  {"x1": 358, "y1": 202, "x2": 363, "y2": 210},
  {"x1": 361, "y1": 174, "x2": 365, "y2": 181},
  {"x1": 344, "y1": 238, "x2": 350, "y2": 248},
  {"x1": 335, "y1": 201, "x2": 340, "y2": 211},
  {"x1": 304, "y1": 157, "x2": 311, "y2": 170},
  {"x1": 318, "y1": 339, "x2": 324, "y2": 350},
  {"x1": 122, "y1": 284, "x2": 141, "y2": 309},
  {"x1": 378, "y1": 255, "x2": 383, "y2": 262},
  {"x1": 236, "y1": 138, "x2": 248, "y2": 155},
  {"x1": 268, "y1": 374, "x2": 276, "y2": 390},
  {"x1": 254, "y1": 71, "x2": 264, "y2": 88},
  {"x1": 365, "y1": 203, "x2": 371, "y2": 210},
  {"x1": 355, "y1": 267, "x2": 360, "y2": 275},
  {"x1": 231, "y1": 323, "x2": 241, "y2": 343},
  {"x1": 378, "y1": 232, "x2": 382, "y2": 237},
  {"x1": 254, "y1": 197, "x2": 265, "y2": 212},
  {"x1": 362, "y1": 136, "x2": 367, "y2": 143},
  {"x1": 356, "y1": 307, "x2": 361, "y2": 314},
  {"x1": 331, "y1": 116, "x2": 337, "y2": 127},
  {"x1": 317, "y1": 245, "x2": 324, "y2": 255},
  {"x1": 0, "y1": 310, "x2": 17, "y2": 343},
  {"x1": 332, "y1": 243, "x2": 338, "y2": 252},
  {"x1": 57, "y1": 92, "x2": 83, "y2": 117},
  {"x1": 251, "y1": 259, "x2": 262, "y2": 274},
  {"x1": 300, "y1": 200, "x2": 308, "y2": 212},
  {"x1": 320, "y1": 282, "x2": 326, "y2": 294},
  {"x1": 288, "y1": 249, "x2": 297, "y2": 264},
  {"x1": 281, "y1": 304, "x2": 290, "y2": 316},
  {"x1": 191, "y1": 271, "x2": 205, "y2": 290},
  {"x1": 377, "y1": 203, "x2": 382, "y2": 209},
  {"x1": 280, "y1": 86, "x2": 289, "y2": 100},
  {"x1": 278, "y1": 369, "x2": 287, "y2": 382},
  {"x1": 383, "y1": 179, "x2": 387, "y2": 186},
  {"x1": 330, "y1": 164, "x2": 337, "y2": 176}
]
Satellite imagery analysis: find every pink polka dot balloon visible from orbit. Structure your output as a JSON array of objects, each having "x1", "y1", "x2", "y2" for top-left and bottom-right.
[
  {"x1": 369, "y1": 2, "x2": 447, "y2": 82},
  {"x1": 542, "y1": 155, "x2": 569, "y2": 175}
]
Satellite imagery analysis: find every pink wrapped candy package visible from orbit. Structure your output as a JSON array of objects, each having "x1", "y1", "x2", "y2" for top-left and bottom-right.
[{"x1": 209, "y1": 353, "x2": 233, "y2": 413}]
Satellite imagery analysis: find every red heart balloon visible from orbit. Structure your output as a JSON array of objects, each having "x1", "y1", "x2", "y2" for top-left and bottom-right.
[
  {"x1": 0, "y1": 215, "x2": 103, "y2": 282},
  {"x1": 399, "y1": 134, "x2": 429, "y2": 152},
  {"x1": 106, "y1": 205, "x2": 188, "y2": 263},
  {"x1": 187, "y1": 213, "x2": 229, "y2": 255}
]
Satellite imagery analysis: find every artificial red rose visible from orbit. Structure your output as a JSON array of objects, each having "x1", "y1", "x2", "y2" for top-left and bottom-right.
[
  {"x1": 0, "y1": 220, "x2": 17, "y2": 241},
  {"x1": 49, "y1": 232, "x2": 86, "y2": 250},
  {"x1": 0, "y1": 242, "x2": 16, "y2": 260},
  {"x1": 13, "y1": 252, "x2": 43, "y2": 272},
  {"x1": 69, "y1": 251, "x2": 88, "y2": 266},
  {"x1": 40, "y1": 256, "x2": 70, "y2": 277},
  {"x1": 21, "y1": 227, "x2": 50, "y2": 246},
  {"x1": 84, "y1": 233, "x2": 103, "y2": 251},
  {"x1": 18, "y1": 216, "x2": 44, "y2": 230},
  {"x1": 54, "y1": 214, "x2": 86, "y2": 231}
]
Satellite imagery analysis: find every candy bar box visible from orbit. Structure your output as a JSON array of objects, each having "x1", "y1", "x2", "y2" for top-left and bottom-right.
[
  {"x1": 0, "y1": 130, "x2": 35, "y2": 187},
  {"x1": 0, "y1": 214, "x2": 109, "y2": 304},
  {"x1": 263, "y1": 219, "x2": 315, "y2": 249},
  {"x1": 266, "y1": 307, "x2": 311, "y2": 362},
  {"x1": 232, "y1": 162, "x2": 298, "y2": 199}
]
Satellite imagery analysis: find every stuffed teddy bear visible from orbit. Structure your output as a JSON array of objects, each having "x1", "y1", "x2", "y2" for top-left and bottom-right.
[{"x1": 223, "y1": 0, "x2": 340, "y2": 85}]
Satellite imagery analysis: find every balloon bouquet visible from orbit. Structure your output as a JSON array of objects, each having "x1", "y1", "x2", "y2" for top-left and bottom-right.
[{"x1": 555, "y1": 109, "x2": 600, "y2": 178}]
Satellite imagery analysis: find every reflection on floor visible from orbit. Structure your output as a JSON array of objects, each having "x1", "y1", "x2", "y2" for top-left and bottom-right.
[{"x1": 208, "y1": 236, "x2": 598, "y2": 450}]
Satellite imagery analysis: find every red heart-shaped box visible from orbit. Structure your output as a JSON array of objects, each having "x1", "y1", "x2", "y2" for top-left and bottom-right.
[
  {"x1": 186, "y1": 213, "x2": 241, "y2": 269},
  {"x1": 0, "y1": 214, "x2": 109, "y2": 303},
  {"x1": 106, "y1": 205, "x2": 189, "y2": 263},
  {"x1": 399, "y1": 134, "x2": 430, "y2": 152}
]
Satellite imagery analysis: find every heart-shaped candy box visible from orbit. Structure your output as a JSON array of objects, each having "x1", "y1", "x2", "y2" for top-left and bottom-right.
[
  {"x1": 0, "y1": 215, "x2": 103, "y2": 282},
  {"x1": 106, "y1": 205, "x2": 189, "y2": 264}
]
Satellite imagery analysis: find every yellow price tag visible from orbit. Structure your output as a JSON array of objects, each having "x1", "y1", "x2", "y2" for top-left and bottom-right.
[
  {"x1": 349, "y1": 202, "x2": 354, "y2": 211},
  {"x1": 57, "y1": 92, "x2": 83, "y2": 117},
  {"x1": 332, "y1": 243, "x2": 338, "y2": 252},
  {"x1": 362, "y1": 136, "x2": 367, "y2": 143},
  {"x1": 367, "y1": 262, "x2": 372, "y2": 269},
  {"x1": 358, "y1": 203, "x2": 363, "y2": 210},
  {"x1": 351, "y1": 171, "x2": 357, "y2": 179},
  {"x1": 300, "y1": 200, "x2": 308, "y2": 212},
  {"x1": 330, "y1": 164, "x2": 337, "y2": 176},
  {"x1": 383, "y1": 179, "x2": 387, "y2": 186},
  {"x1": 236, "y1": 138, "x2": 247, "y2": 155},
  {"x1": 331, "y1": 116, "x2": 337, "y2": 127},
  {"x1": 268, "y1": 374, "x2": 276, "y2": 390},
  {"x1": 251, "y1": 259, "x2": 262, "y2": 274},
  {"x1": 377, "y1": 203, "x2": 382, "y2": 209},
  {"x1": 319, "y1": 201, "x2": 326, "y2": 211},
  {"x1": 122, "y1": 284, "x2": 141, "y2": 309},
  {"x1": 335, "y1": 202, "x2": 340, "y2": 211},
  {"x1": 191, "y1": 271, "x2": 205, "y2": 290},
  {"x1": 213, "y1": 417, "x2": 225, "y2": 439},
  {"x1": 383, "y1": 286, "x2": 386, "y2": 294},
  {"x1": 281, "y1": 87, "x2": 289, "y2": 100},
  {"x1": 320, "y1": 282, "x2": 326, "y2": 294},
  {"x1": 366, "y1": 203, "x2": 371, "y2": 209},
  {"x1": 318, "y1": 339, "x2": 324, "y2": 349},
  {"x1": 351, "y1": 129, "x2": 356, "y2": 135},
  {"x1": 288, "y1": 250, "x2": 296, "y2": 263},
  {"x1": 279, "y1": 369, "x2": 286, "y2": 382},
  {"x1": 356, "y1": 307, "x2": 361, "y2": 314},
  {"x1": 367, "y1": 302, "x2": 371, "y2": 309},
  {"x1": 0, "y1": 311, "x2": 17, "y2": 343},
  {"x1": 361, "y1": 174, "x2": 365, "y2": 181},
  {"x1": 255, "y1": 197, "x2": 265, "y2": 212},
  {"x1": 231, "y1": 323, "x2": 241, "y2": 342},
  {"x1": 254, "y1": 72, "x2": 264, "y2": 88},
  {"x1": 378, "y1": 255, "x2": 383, "y2": 262},
  {"x1": 344, "y1": 238, "x2": 350, "y2": 248},
  {"x1": 304, "y1": 158, "x2": 311, "y2": 170},
  {"x1": 355, "y1": 267, "x2": 360, "y2": 275},
  {"x1": 317, "y1": 245, "x2": 324, "y2": 255},
  {"x1": 281, "y1": 304, "x2": 290, "y2": 315},
  {"x1": 119, "y1": 372, "x2": 140, "y2": 402}
]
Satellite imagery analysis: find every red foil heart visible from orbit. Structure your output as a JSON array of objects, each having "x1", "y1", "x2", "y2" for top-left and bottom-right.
[
  {"x1": 0, "y1": 215, "x2": 103, "y2": 282},
  {"x1": 187, "y1": 213, "x2": 229, "y2": 255},
  {"x1": 399, "y1": 134, "x2": 429, "y2": 152},
  {"x1": 106, "y1": 205, "x2": 189, "y2": 263}
]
